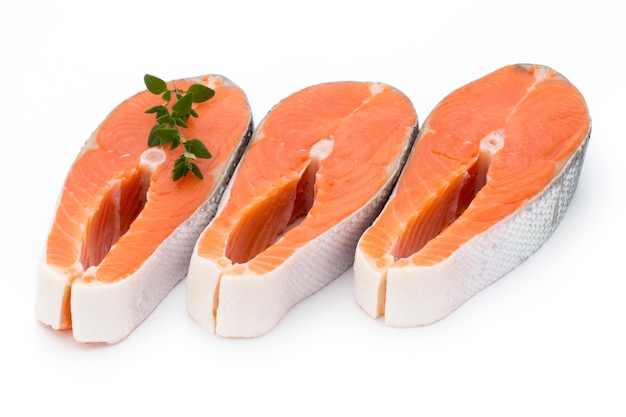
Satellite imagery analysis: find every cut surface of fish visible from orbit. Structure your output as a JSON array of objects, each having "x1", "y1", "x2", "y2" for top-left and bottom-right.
[
  {"x1": 354, "y1": 64, "x2": 591, "y2": 327},
  {"x1": 186, "y1": 81, "x2": 418, "y2": 337},
  {"x1": 35, "y1": 75, "x2": 253, "y2": 343}
]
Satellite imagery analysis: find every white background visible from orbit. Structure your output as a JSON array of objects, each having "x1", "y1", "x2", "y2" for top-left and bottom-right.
[{"x1": 2, "y1": 1, "x2": 624, "y2": 415}]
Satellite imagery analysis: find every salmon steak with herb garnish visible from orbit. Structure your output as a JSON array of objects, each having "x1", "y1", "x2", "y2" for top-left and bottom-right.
[
  {"x1": 354, "y1": 64, "x2": 591, "y2": 327},
  {"x1": 186, "y1": 81, "x2": 418, "y2": 338},
  {"x1": 35, "y1": 74, "x2": 253, "y2": 344}
]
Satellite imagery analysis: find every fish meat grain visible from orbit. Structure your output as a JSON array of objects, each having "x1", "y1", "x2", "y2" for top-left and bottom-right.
[
  {"x1": 186, "y1": 81, "x2": 418, "y2": 337},
  {"x1": 36, "y1": 75, "x2": 253, "y2": 343},
  {"x1": 354, "y1": 64, "x2": 591, "y2": 327}
]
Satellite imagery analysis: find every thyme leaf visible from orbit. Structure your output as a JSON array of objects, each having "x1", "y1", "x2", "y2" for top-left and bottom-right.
[{"x1": 144, "y1": 74, "x2": 214, "y2": 181}]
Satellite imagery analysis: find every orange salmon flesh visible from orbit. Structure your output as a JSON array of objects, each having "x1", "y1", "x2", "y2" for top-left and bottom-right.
[
  {"x1": 36, "y1": 75, "x2": 253, "y2": 342},
  {"x1": 35, "y1": 64, "x2": 591, "y2": 341},
  {"x1": 186, "y1": 80, "x2": 418, "y2": 337},
  {"x1": 354, "y1": 64, "x2": 591, "y2": 325}
]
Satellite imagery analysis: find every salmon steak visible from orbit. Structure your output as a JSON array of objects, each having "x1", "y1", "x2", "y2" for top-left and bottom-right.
[
  {"x1": 354, "y1": 64, "x2": 591, "y2": 327},
  {"x1": 186, "y1": 81, "x2": 418, "y2": 337},
  {"x1": 35, "y1": 75, "x2": 253, "y2": 343}
]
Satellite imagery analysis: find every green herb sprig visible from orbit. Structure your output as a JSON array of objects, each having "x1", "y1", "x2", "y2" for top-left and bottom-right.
[{"x1": 144, "y1": 74, "x2": 215, "y2": 181}]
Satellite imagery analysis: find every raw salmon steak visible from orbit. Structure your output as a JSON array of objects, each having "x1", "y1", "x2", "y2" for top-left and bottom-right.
[
  {"x1": 186, "y1": 81, "x2": 418, "y2": 337},
  {"x1": 354, "y1": 64, "x2": 591, "y2": 327},
  {"x1": 36, "y1": 75, "x2": 253, "y2": 343}
]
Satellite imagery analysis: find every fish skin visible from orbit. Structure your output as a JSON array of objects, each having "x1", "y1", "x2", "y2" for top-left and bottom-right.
[
  {"x1": 186, "y1": 81, "x2": 419, "y2": 338},
  {"x1": 354, "y1": 64, "x2": 591, "y2": 327},
  {"x1": 35, "y1": 75, "x2": 253, "y2": 343},
  {"x1": 69, "y1": 182, "x2": 242, "y2": 343},
  {"x1": 191, "y1": 188, "x2": 399, "y2": 337},
  {"x1": 356, "y1": 135, "x2": 589, "y2": 326}
]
